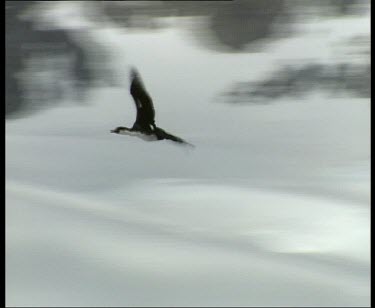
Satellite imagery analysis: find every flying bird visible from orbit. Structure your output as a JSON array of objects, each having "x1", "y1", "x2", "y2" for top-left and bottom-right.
[{"x1": 111, "y1": 68, "x2": 193, "y2": 147}]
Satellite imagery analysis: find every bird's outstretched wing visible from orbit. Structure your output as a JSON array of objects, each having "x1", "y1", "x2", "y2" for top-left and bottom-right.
[{"x1": 129, "y1": 69, "x2": 156, "y2": 131}]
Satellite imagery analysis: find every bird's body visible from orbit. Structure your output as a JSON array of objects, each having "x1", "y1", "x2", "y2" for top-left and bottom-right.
[
  {"x1": 111, "y1": 68, "x2": 193, "y2": 147},
  {"x1": 112, "y1": 127, "x2": 158, "y2": 141}
]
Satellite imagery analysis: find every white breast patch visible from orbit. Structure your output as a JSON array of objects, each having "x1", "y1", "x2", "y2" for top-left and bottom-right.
[{"x1": 118, "y1": 130, "x2": 158, "y2": 141}]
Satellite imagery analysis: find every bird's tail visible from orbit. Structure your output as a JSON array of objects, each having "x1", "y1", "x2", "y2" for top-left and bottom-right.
[{"x1": 154, "y1": 127, "x2": 194, "y2": 147}]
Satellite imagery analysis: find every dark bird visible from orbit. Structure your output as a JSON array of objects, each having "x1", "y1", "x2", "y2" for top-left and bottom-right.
[{"x1": 111, "y1": 68, "x2": 193, "y2": 147}]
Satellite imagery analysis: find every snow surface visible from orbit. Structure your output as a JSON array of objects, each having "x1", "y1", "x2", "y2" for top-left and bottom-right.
[{"x1": 6, "y1": 4, "x2": 370, "y2": 307}]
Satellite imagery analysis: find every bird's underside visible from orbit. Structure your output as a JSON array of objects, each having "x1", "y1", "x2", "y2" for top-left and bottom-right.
[
  {"x1": 111, "y1": 125, "x2": 192, "y2": 146},
  {"x1": 111, "y1": 68, "x2": 193, "y2": 147}
]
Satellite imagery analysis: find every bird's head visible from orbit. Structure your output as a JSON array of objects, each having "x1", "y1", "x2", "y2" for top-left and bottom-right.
[{"x1": 111, "y1": 126, "x2": 130, "y2": 134}]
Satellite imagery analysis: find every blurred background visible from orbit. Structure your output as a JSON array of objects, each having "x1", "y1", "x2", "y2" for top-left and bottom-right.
[
  {"x1": 6, "y1": 1, "x2": 370, "y2": 307},
  {"x1": 6, "y1": 0, "x2": 370, "y2": 118}
]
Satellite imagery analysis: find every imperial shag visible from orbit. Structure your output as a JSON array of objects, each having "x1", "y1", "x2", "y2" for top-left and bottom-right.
[{"x1": 111, "y1": 68, "x2": 193, "y2": 146}]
